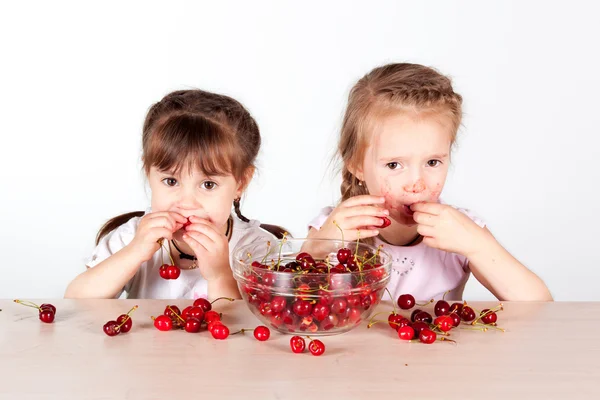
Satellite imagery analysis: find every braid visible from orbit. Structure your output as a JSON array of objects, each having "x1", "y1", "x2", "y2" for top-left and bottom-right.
[{"x1": 234, "y1": 198, "x2": 250, "y2": 223}]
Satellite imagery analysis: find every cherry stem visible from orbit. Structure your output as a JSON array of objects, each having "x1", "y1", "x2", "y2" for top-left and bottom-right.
[
  {"x1": 438, "y1": 337, "x2": 457, "y2": 345},
  {"x1": 473, "y1": 322, "x2": 506, "y2": 332},
  {"x1": 415, "y1": 299, "x2": 434, "y2": 307},
  {"x1": 275, "y1": 233, "x2": 288, "y2": 269},
  {"x1": 260, "y1": 241, "x2": 272, "y2": 264},
  {"x1": 366, "y1": 319, "x2": 395, "y2": 328},
  {"x1": 168, "y1": 306, "x2": 186, "y2": 323},
  {"x1": 333, "y1": 220, "x2": 345, "y2": 245},
  {"x1": 13, "y1": 299, "x2": 41, "y2": 310},
  {"x1": 230, "y1": 328, "x2": 255, "y2": 335},
  {"x1": 442, "y1": 290, "x2": 450, "y2": 301},
  {"x1": 368, "y1": 311, "x2": 393, "y2": 324},
  {"x1": 385, "y1": 288, "x2": 397, "y2": 314},
  {"x1": 117, "y1": 305, "x2": 139, "y2": 329},
  {"x1": 460, "y1": 326, "x2": 488, "y2": 332},
  {"x1": 210, "y1": 297, "x2": 235, "y2": 305}
]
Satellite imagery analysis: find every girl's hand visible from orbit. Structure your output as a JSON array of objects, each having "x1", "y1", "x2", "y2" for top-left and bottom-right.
[
  {"x1": 182, "y1": 216, "x2": 231, "y2": 282},
  {"x1": 310, "y1": 195, "x2": 389, "y2": 242},
  {"x1": 127, "y1": 211, "x2": 187, "y2": 263},
  {"x1": 411, "y1": 202, "x2": 491, "y2": 257}
]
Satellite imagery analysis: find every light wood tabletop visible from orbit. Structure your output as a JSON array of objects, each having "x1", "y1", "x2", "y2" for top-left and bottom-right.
[{"x1": 0, "y1": 299, "x2": 597, "y2": 400}]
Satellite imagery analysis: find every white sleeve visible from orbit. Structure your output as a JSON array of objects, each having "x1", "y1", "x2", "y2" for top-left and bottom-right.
[{"x1": 85, "y1": 218, "x2": 139, "y2": 269}]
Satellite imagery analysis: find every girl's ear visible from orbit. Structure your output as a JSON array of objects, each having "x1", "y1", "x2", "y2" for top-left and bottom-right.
[
  {"x1": 235, "y1": 166, "x2": 256, "y2": 197},
  {"x1": 347, "y1": 163, "x2": 364, "y2": 182}
]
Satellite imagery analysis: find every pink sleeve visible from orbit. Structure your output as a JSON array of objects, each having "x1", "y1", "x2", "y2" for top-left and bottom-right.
[{"x1": 308, "y1": 206, "x2": 335, "y2": 231}]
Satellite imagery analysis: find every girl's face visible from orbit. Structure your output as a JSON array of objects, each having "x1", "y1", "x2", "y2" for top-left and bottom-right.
[
  {"x1": 355, "y1": 113, "x2": 453, "y2": 226},
  {"x1": 148, "y1": 165, "x2": 244, "y2": 233}
]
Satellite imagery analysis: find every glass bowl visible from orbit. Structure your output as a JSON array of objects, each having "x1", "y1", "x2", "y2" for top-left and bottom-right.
[{"x1": 232, "y1": 238, "x2": 391, "y2": 335}]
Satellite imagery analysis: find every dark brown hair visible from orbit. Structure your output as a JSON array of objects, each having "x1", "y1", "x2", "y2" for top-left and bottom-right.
[
  {"x1": 339, "y1": 63, "x2": 463, "y2": 202},
  {"x1": 96, "y1": 89, "x2": 261, "y2": 244}
]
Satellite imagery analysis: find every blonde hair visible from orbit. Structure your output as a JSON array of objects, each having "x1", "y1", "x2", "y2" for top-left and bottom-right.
[{"x1": 339, "y1": 63, "x2": 463, "y2": 202}]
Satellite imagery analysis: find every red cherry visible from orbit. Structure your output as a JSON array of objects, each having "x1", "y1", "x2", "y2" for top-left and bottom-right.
[
  {"x1": 419, "y1": 329, "x2": 437, "y2": 344},
  {"x1": 185, "y1": 317, "x2": 202, "y2": 333},
  {"x1": 413, "y1": 311, "x2": 433, "y2": 324},
  {"x1": 348, "y1": 307, "x2": 362, "y2": 324},
  {"x1": 480, "y1": 309, "x2": 498, "y2": 324},
  {"x1": 434, "y1": 315, "x2": 454, "y2": 332},
  {"x1": 346, "y1": 295, "x2": 361, "y2": 308},
  {"x1": 159, "y1": 264, "x2": 170, "y2": 279},
  {"x1": 449, "y1": 312, "x2": 461, "y2": 327},
  {"x1": 398, "y1": 325, "x2": 415, "y2": 340},
  {"x1": 181, "y1": 306, "x2": 193, "y2": 321},
  {"x1": 345, "y1": 256, "x2": 358, "y2": 271},
  {"x1": 211, "y1": 324, "x2": 230, "y2": 340},
  {"x1": 103, "y1": 320, "x2": 120, "y2": 336},
  {"x1": 311, "y1": 303, "x2": 330, "y2": 322},
  {"x1": 308, "y1": 339, "x2": 325, "y2": 356},
  {"x1": 207, "y1": 320, "x2": 223, "y2": 333},
  {"x1": 153, "y1": 315, "x2": 173, "y2": 331},
  {"x1": 398, "y1": 294, "x2": 416, "y2": 310},
  {"x1": 336, "y1": 248, "x2": 352, "y2": 264},
  {"x1": 292, "y1": 299, "x2": 313, "y2": 317},
  {"x1": 40, "y1": 303, "x2": 57, "y2": 315},
  {"x1": 164, "y1": 305, "x2": 181, "y2": 319},
  {"x1": 410, "y1": 309, "x2": 422, "y2": 322},
  {"x1": 331, "y1": 298, "x2": 348, "y2": 315},
  {"x1": 166, "y1": 265, "x2": 181, "y2": 280},
  {"x1": 183, "y1": 217, "x2": 191, "y2": 228},
  {"x1": 253, "y1": 326, "x2": 270, "y2": 341},
  {"x1": 193, "y1": 298, "x2": 212, "y2": 312},
  {"x1": 434, "y1": 300, "x2": 450, "y2": 317},
  {"x1": 290, "y1": 336, "x2": 306, "y2": 353},
  {"x1": 39, "y1": 309, "x2": 55, "y2": 323},
  {"x1": 318, "y1": 290, "x2": 334, "y2": 306},
  {"x1": 116, "y1": 314, "x2": 132, "y2": 333},
  {"x1": 321, "y1": 314, "x2": 339, "y2": 331},
  {"x1": 295, "y1": 252, "x2": 313, "y2": 262},
  {"x1": 449, "y1": 302, "x2": 463, "y2": 314},
  {"x1": 271, "y1": 296, "x2": 287, "y2": 313},
  {"x1": 388, "y1": 313, "x2": 408, "y2": 330},
  {"x1": 379, "y1": 217, "x2": 391, "y2": 228},
  {"x1": 411, "y1": 321, "x2": 429, "y2": 337},
  {"x1": 187, "y1": 306, "x2": 205, "y2": 321},
  {"x1": 204, "y1": 310, "x2": 221, "y2": 324},
  {"x1": 460, "y1": 306, "x2": 476, "y2": 322}
]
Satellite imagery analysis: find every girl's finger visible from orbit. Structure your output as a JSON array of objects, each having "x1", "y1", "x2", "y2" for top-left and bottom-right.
[
  {"x1": 413, "y1": 212, "x2": 437, "y2": 227},
  {"x1": 340, "y1": 195, "x2": 386, "y2": 209}
]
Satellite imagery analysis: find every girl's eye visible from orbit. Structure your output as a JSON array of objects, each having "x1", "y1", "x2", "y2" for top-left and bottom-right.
[
  {"x1": 427, "y1": 160, "x2": 442, "y2": 167},
  {"x1": 162, "y1": 178, "x2": 178, "y2": 187},
  {"x1": 202, "y1": 181, "x2": 217, "y2": 190},
  {"x1": 386, "y1": 162, "x2": 400, "y2": 170}
]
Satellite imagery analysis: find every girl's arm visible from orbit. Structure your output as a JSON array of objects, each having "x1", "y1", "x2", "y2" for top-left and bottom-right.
[
  {"x1": 64, "y1": 245, "x2": 143, "y2": 299},
  {"x1": 465, "y1": 228, "x2": 553, "y2": 301}
]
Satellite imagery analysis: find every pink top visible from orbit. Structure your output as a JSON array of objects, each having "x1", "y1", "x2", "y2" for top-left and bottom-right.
[{"x1": 308, "y1": 205, "x2": 486, "y2": 301}]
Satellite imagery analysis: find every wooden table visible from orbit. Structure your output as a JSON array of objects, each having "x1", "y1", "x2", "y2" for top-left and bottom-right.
[{"x1": 0, "y1": 299, "x2": 598, "y2": 399}]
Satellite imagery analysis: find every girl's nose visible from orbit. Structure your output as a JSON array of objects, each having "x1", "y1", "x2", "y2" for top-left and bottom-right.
[{"x1": 403, "y1": 179, "x2": 426, "y2": 194}]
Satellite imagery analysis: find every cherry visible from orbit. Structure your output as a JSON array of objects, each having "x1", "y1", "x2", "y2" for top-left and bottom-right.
[
  {"x1": 116, "y1": 314, "x2": 133, "y2": 333},
  {"x1": 14, "y1": 300, "x2": 57, "y2": 323},
  {"x1": 348, "y1": 307, "x2": 362, "y2": 324},
  {"x1": 311, "y1": 303, "x2": 330, "y2": 322},
  {"x1": 337, "y1": 248, "x2": 352, "y2": 264},
  {"x1": 410, "y1": 309, "x2": 422, "y2": 322},
  {"x1": 331, "y1": 298, "x2": 348, "y2": 315},
  {"x1": 187, "y1": 306, "x2": 205, "y2": 321},
  {"x1": 360, "y1": 294, "x2": 372, "y2": 310},
  {"x1": 166, "y1": 265, "x2": 181, "y2": 280},
  {"x1": 153, "y1": 315, "x2": 173, "y2": 331},
  {"x1": 434, "y1": 315, "x2": 454, "y2": 332},
  {"x1": 164, "y1": 305, "x2": 181, "y2": 319},
  {"x1": 295, "y1": 252, "x2": 312, "y2": 263},
  {"x1": 103, "y1": 321, "x2": 120, "y2": 336},
  {"x1": 449, "y1": 302, "x2": 463, "y2": 314},
  {"x1": 211, "y1": 324, "x2": 230, "y2": 340},
  {"x1": 460, "y1": 306, "x2": 476, "y2": 322},
  {"x1": 346, "y1": 295, "x2": 361, "y2": 308},
  {"x1": 480, "y1": 309, "x2": 498, "y2": 324},
  {"x1": 388, "y1": 313, "x2": 409, "y2": 330},
  {"x1": 449, "y1": 312, "x2": 461, "y2": 327},
  {"x1": 318, "y1": 290, "x2": 334, "y2": 306},
  {"x1": 40, "y1": 303, "x2": 57, "y2": 315},
  {"x1": 413, "y1": 311, "x2": 433, "y2": 324},
  {"x1": 434, "y1": 300, "x2": 450, "y2": 317},
  {"x1": 398, "y1": 294, "x2": 416, "y2": 310},
  {"x1": 379, "y1": 217, "x2": 391, "y2": 228},
  {"x1": 208, "y1": 320, "x2": 223, "y2": 333},
  {"x1": 159, "y1": 264, "x2": 170, "y2": 279},
  {"x1": 290, "y1": 336, "x2": 306, "y2": 353},
  {"x1": 321, "y1": 314, "x2": 339, "y2": 331},
  {"x1": 271, "y1": 296, "x2": 287, "y2": 313},
  {"x1": 253, "y1": 326, "x2": 270, "y2": 341},
  {"x1": 419, "y1": 329, "x2": 437, "y2": 344},
  {"x1": 308, "y1": 338, "x2": 325, "y2": 356},
  {"x1": 292, "y1": 299, "x2": 313, "y2": 317},
  {"x1": 204, "y1": 310, "x2": 221, "y2": 324},
  {"x1": 398, "y1": 325, "x2": 415, "y2": 340},
  {"x1": 193, "y1": 298, "x2": 212, "y2": 312},
  {"x1": 345, "y1": 256, "x2": 358, "y2": 271},
  {"x1": 182, "y1": 306, "x2": 193, "y2": 320},
  {"x1": 185, "y1": 317, "x2": 202, "y2": 333},
  {"x1": 411, "y1": 321, "x2": 429, "y2": 337}
]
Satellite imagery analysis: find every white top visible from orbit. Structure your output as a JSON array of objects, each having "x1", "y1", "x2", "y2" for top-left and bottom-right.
[{"x1": 86, "y1": 211, "x2": 276, "y2": 299}]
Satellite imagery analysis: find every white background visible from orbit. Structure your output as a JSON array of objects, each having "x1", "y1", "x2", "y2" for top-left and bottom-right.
[{"x1": 1, "y1": 1, "x2": 598, "y2": 300}]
